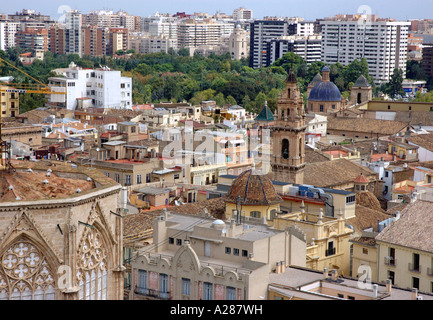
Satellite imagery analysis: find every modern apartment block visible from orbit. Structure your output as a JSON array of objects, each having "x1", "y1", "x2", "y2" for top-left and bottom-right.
[
  {"x1": 232, "y1": 7, "x2": 253, "y2": 21},
  {"x1": 320, "y1": 16, "x2": 410, "y2": 85},
  {"x1": 82, "y1": 25, "x2": 108, "y2": 57},
  {"x1": 0, "y1": 21, "x2": 20, "y2": 51},
  {"x1": 130, "y1": 34, "x2": 178, "y2": 54},
  {"x1": 249, "y1": 19, "x2": 315, "y2": 68},
  {"x1": 16, "y1": 27, "x2": 49, "y2": 52},
  {"x1": 47, "y1": 62, "x2": 132, "y2": 110},
  {"x1": 65, "y1": 10, "x2": 83, "y2": 56},
  {"x1": 177, "y1": 19, "x2": 234, "y2": 49},
  {"x1": 266, "y1": 35, "x2": 322, "y2": 65}
]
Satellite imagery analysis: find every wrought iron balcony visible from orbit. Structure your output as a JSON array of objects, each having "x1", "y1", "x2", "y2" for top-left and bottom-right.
[
  {"x1": 134, "y1": 286, "x2": 170, "y2": 300},
  {"x1": 408, "y1": 263, "x2": 421, "y2": 273},
  {"x1": 384, "y1": 257, "x2": 396, "y2": 266}
]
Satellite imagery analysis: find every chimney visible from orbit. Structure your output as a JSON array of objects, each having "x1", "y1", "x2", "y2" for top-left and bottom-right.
[
  {"x1": 323, "y1": 268, "x2": 329, "y2": 280},
  {"x1": 280, "y1": 261, "x2": 286, "y2": 273},
  {"x1": 386, "y1": 279, "x2": 392, "y2": 294},
  {"x1": 276, "y1": 262, "x2": 281, "y2": 274},
  {"x1": 121, "y1": 187, "x2": 128, "y2": 210},
  {"x1": 331, "y1": 269, "x2": 338, "y2": 281},
  {"x1": 373, "y1": 284, "x2": 378, "y2": 298},
  {"x1": 411, "y1": 288, "x2": 418, "y2": 300}
]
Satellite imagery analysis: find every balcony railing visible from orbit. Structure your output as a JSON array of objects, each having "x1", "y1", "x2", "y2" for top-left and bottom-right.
[
  {"x1": 134, "y1": 286, "x2": 170, "y2": 300},
  {"x1": 408, "y1": 263, "x2": 421, "y2": 273},
  {"x1": 384, "y1": 257, "x2": 396, "y2": 266}
]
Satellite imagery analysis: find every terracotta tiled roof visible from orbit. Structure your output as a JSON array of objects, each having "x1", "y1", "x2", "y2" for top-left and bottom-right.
[
  {"x1": 302, "y1": 158, "x2": 376, "y2": 188},
  {"x1": 348, "y1": 205, "x2": 392, "y2": 233},
  {"x1": 375, "y1": 200, "x2": 433, "y2": 253},
  {"x1": 354, "y1": 173, "x2": 370, "y2": 184},
  {"x1": 327, "y1": 117, "x2": 409, "y2": 136},
  {"x1": 226, "y1": 168, "x2": 282, "y2": 206},
  {"x1": 123, "y1": 198, "x2": 226, "y2": 241},
  {"x1": 407, "y1": 133, "x2": 433, "y2": 152}
]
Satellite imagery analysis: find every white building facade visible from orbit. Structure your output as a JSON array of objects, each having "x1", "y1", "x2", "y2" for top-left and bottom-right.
[
  {"x1": 320, "y1": 18, "x2": 410, "y2": 85},
  {"x1": 48, "y1": 62, "x2": 132, "y2": 110}
]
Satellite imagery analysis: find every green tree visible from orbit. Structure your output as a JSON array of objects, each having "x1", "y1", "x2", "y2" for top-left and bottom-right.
[
  {"x1": 383, "y1": 68, "x2": 405, "y2": 98},
  {"x1": 226, "y1": 95, "x2": 237, "y2": 106}
]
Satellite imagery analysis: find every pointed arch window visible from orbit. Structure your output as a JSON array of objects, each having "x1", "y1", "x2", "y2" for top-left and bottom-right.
[
  {"x1": 0, "y1": 239, "x2": 56, "y2": 300},
  {"x1": 76, "y1": 227, "x2": 108, "y2": 300}
]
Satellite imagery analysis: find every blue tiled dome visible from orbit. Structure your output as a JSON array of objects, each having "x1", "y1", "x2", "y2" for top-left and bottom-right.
[{"x1": 308, "y1": 81, "x2": 342, "y2": 102}]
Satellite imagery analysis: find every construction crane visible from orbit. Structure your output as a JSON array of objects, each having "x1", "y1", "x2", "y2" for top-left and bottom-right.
[{"x1": 0, "y1": 56, "x2": 65, "y2": 172}]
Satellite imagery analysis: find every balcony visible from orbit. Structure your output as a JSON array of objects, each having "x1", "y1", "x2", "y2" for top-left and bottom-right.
[
  {"x1": 134, "y1": 286, "x2": 171, "y2": 300},
  {"x1": 408, "y1": 263, "x2": 421, "y2": 273},
  {"x1": 384, "y1": 257, "x2": 396, "y2": 266}
]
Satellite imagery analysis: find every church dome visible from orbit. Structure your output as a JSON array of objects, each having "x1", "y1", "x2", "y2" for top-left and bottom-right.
[
  {"x1": 309, "y1": 73, "x2": 322, "y2": 87},
  {"x1": 308, "y1": 81, "x2": 342, "y2": 102},
  {"x1": 225, "y1": 168, "x2": 282, "y2": 206}
]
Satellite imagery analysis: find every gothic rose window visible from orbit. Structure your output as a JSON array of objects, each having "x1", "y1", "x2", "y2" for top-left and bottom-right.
[
  {"x1": 76, "y1": 228, "x2": 108, "y2": 300},
  {"x1": 0, "y1": 239, "x2": 56, "y2": 300}
]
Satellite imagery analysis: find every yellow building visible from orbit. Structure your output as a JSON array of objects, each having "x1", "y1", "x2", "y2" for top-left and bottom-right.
[
  {"x1": 0, "y1": 85, "x2": 20, "y2": 117},
  {"x1": 376, "y1": 199, "x2": 433, "y2": 293}
]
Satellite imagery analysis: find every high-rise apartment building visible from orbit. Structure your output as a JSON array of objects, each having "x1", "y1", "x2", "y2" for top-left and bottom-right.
[
  {"x1": 16, "y1": 27, "x2": 49, "y2": 52},
  {"x1": 82, "y1": 25, "x2": 108, "y2": 57},
  {"x1": 108, "y1": 28, "x2": 130, "y2": 55},
  {"x1": 232, "y1": 7, "x2": 253, "y2": 21},
  {"x1": 0, "y1": 22, "x2": 20, "y2": 51},
  {"x1": 49, "y1": 25, "x2": 66, "y2": 54},
  {"x1": 130, "y1": 34, "x2": 178, "y2": 54},
  {"x1": 266, "y1": 35, "x2": 322, "y2": 66},
  {"x1": 65, "y1": 10, "x2": 82, "y2": 56},
  {"x1": 320, "y1": 15, "x2": 410, "y2": 84},
  {"x1": 249, "y1": 19, "x2": 315, "y2": 69},
  {"x1": 177, "y1": 19, "x2": 234, "y2": 49}
]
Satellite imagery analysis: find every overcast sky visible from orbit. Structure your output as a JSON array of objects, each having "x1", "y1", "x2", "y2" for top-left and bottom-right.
[{"x1": 3, "y1": 0, "x2": 433, "y2": 21}]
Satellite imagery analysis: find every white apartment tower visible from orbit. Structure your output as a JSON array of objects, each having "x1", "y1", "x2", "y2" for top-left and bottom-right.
[
  {"x1": 0, "y1": 22, "x2": 20, "y2": 51},
  {"x1": 233, "y1": 7, "x2": 253, "y2": 21},
  {"x1": 65, "y1": 10, "x2": 83, "y2": 57},
  {"x1": 320, "y1": 16, "x2": 410, "y2": 85}
]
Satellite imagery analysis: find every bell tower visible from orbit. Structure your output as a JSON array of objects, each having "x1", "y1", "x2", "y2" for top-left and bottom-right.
[{"x1": 270, "y1": 69, "x2": 306, "y2": 184}]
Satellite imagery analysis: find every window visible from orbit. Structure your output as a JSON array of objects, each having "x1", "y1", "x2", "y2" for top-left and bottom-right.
[
  {"x1": 346, "y1": 195, "x2": 356, "y2": 204},
  {"x1": 115, "y1": 174, "x2": 120, "y2": 183},
  {"x1": 362, "y1": 248, "x2": 369, "y2": 255},
  {"x1": 182, "y1": 278, "x2": 191, "y2": 296},
  {"x1": 160, "y1": 274, "x2": 169, "y2": 299},
  {"x1": 174, "y1": 174, "x2": 180, "y2": 180},
  {"x1": 326, "y1": 241, "x2": 336, "y2": 256},
  {"x1": 388, "y1": 271, "x2": 395, "y2": 285},
  {"x1": 203, "y1": 282, "x2": 213, "y2": 300},
  {"x1": 169, "y1": 237, "x2": 174, "y2": 245},
  {"x1": 413, "y1": 277, "x2": 420, "y2": 290},
  {"x1": 233, "y1": 248, "x2": 240, "y2": 256},
  {"x1": 320, "y1": 105, "x2": 324, "y2": 112},
  {"x1": 146, "y1": 173, "x2": 151, "y2": 183},
  {"x1": 137, "y1": 270, "x2": 147, "y2": 294},
  {"x1": 137, "y1": 174, "x2": 142, "y2": 185},
  {"x1": 225, "y1": 247, "x2": 231, "y2": 254},
  {"x1": 250, "y1": 211, "x2": 261, "y2": 219},
  {"x1": 176, "y1": 239, "x2": 182, "y2": 246},
  {"x1": 105, "y1": 172, "x2": 110, "y2": 177},
  {"x1": 242, "y1": 250, "x2": 248, "y2": 257},
  {"x1": 125, "y1": 175, "x2": 131, "y2": 186},
  {"x1": 226, "y1": 287, "x2": 236, "y2": 300}
]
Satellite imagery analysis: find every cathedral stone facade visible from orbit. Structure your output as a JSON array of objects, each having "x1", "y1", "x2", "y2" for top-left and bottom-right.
[{"x1": 0, "y1": 160, "x2": 124, "y2": 300}]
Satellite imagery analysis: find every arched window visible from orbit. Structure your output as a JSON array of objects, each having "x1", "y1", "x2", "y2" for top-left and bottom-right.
[
  {"x1": 0, "y1": 238, "x2": 56, "y2": 300},
  {"x1": 288, "y1": 88, "x2": 291, "y2": 99},
  {"x1": 77, "y1": 228, "x2": 108, "y2": 300},
  {"x1": 282, "y1": 139, "x2": 289, "y2": 160},
  {"x1": 357, "y1": 92, "x2": 362, "y2": 104}
]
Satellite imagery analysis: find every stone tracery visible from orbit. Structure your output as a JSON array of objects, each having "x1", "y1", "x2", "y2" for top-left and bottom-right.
[{"x1": 0, "y1": 239, "x2": 55, "y2": 300}]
